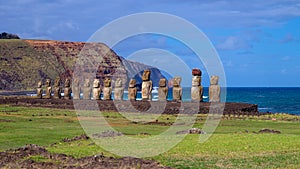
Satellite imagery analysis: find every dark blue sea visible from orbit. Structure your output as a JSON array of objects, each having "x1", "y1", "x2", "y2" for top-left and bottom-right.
[{"x1": 178, "y1": 87, "x2": 300, "y2": 115}]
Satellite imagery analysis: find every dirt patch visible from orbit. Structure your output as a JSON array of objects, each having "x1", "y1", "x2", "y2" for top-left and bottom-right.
[
  {"x1": 0, "y1": 118, "x2": 14, "y2": 122},
  {"x1": 176, "y1": 128, "x2": 206, "y2": 134},
  {"x1": 145, "y1": 120, "x2": 173, "y2": 126},
  {"x1": 62, "y1": 134, "x2": 90, "y2": 142},
  {"x1": 0, "y1": 144, "x2": 172, "y2": 169},
  {"x1": 258, "y1": 128, "x2": 281, "y2": 134},
  {"x1": 92, "y1": 130, "x2": 124, "y2": 138}
]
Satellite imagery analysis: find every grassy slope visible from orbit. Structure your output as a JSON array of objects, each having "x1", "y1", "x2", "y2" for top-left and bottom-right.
[
  {"x1": 0, "y1": 39, "x2": 71, "y2": 90},
  {"x1": 0, "y1": 105, "x2": 300, "y2": 168}
]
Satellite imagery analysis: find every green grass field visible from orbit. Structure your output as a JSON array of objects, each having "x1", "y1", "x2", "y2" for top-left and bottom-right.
[{"x1": 1, "y1": 104, "x2": 300, "y2": 168}]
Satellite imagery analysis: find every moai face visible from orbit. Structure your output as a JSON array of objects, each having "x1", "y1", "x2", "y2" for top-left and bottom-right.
[
  {"x1": 142, "y1": 70, "x2": 151, "y2": 81},
  {"x1": 37, "y1": 81, "x2": 42, "y2": 88},
  {"x1": 104, "y1": 78, "x2": 111, "y2": 87},
  {"x1": 84, "y1": 79, "x2": 90, "y2": 87},
  {"x1": 210, "y1": 76, "x2": 219, "y2": 85},
  {"x1": 159, "y1": 78, "x2": 167, "y2": 87},
  {"x1": 192, "y1": 68, "x2": 202, "y2": 76},
  {"x1": 93, "y1": 79, "x2": 100, "y2": 88},
  {"x1": 192, "y1": 76, "x2": 200, "y2": 86},
  {"x1": 54, "y1": 77, "x2": 61, "y2": 87},
  {"x1": 173, "y1": 76, "x2": 181, "y2": 87},
  {"x1": 45, "y1": 79, "x2": 51, "y2": 87},
  {"x1": 129, "y1": 79, "x2": 136, "y2": 88},
  {"x1": 115, "y1": 78, "x2": 122, "y2": 88},
  {"x1": 65, "y1": 78, "x2": 71, "y2": 87}
]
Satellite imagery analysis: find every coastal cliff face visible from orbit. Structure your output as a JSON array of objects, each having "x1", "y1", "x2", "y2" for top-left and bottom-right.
[{"x1": 0, "y1": 39, "x2": 164, "y2": 90}]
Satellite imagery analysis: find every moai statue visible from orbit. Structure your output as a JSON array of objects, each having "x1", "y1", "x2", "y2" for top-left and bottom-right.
[
  {"x1": 36, "y1": 81, "x2": 43, "y2": 99},
  {"x1": 128, "y1": 79, "x2": 137, "y2": 101},
  {"x1": 173, "y1": 76, "x2": 182, "y2": 101},
  {"x1": 114, "y1": 78, "x2": 124, "y2": 100},
  {"x1": 92, "y1": 79, "x2": 101, "y2": 100},
  {"x1": 141, "y1": 69, "x2": 152, "y2": 101},
  {"x1": 72, "y1": 78, "x2": 80, "y2": 100},
  {"x1": 103, "y1": 77, "x2": 112, "y2": 100},
  {"x1": 191, "y1": 68, "x2": 203, "y2": 102},
  {"x1": 44, "y1": 79, "x2": 52, "y2": 99},
  {"x1": 83, "y1": 79, "x2": 91, "y2": 100},
  {"x1": 209, "y1": 75, "x2": 221, "y2": 102},
  {"x1": 158, "y1": 78, "x2": 168, "y2": 101},
  {"x1": 64, "y1": 78, "x2": 72, "y2": 99},
  {"x1": 53, "y1": 77, "x2": 62, "y2": 99}
]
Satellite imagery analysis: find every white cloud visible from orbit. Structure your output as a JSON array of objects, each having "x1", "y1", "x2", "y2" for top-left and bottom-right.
[{"x1": 216, "y1": 36, "x2": 252, "y2": 50}]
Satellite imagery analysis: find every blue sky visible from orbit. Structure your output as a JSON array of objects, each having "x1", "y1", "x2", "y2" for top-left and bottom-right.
[{"x1": 1, "y1": 0, "x2": 300, "y2": 87}]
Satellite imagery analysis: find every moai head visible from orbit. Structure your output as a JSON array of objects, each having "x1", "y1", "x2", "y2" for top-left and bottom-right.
[
  {"x1": 115, "y1": 78, "x2": 122, "y2": 88},
  {"x1": 159, "y1": 78, "x2": 167, "y2": 87},
  {"x1": 129, "y1": 79, "x2": 136, "y2": 88},
  {"x1": 65, "y1": 78, "x2": 71, "y2": 87},
  {"x1": 142, "y1": 69, "x2": 151, "y2": 81},
  {"x1": 54, "y1": 77, "x2": 61, "y2": 87},
  {"x1": 192, "y1": 76, "x2": 200, "y2": 86},
  {"x1": 104, "y1": 77, "x2": 111, "y2": 87},
  {"x1": 192, "y1": 68, "x2": 202, "y2": 76},
  {"x1": 173, "y1": 76, "x2": 181, "y2": 87},
  {"x1": 210, "y1": 76, "x2": 219, "y2": 85},
  {"x1": 37, "y1": 81, "x2": 42, "y2": 88},
  {"x1": 45, "y1": 79, "x2": 51, "y2": 87},
  {"x1": 84, "y1": 79, "x2": 90, "y2": 87},
  {"x1": 93, "y1": 79, "x2": 100, "y2": 88}
]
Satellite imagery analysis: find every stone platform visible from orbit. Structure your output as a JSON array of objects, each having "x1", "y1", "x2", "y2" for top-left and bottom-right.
[{"x1": 0, "y1": 97, "x2": 258, "y2": 115}]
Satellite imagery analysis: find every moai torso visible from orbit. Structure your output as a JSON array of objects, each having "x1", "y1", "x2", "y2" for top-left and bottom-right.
[
  {"x1": 36, "y1": 81, "x2": 43, "y2": 99},
  {"x1": 141, "y1": 70, "x2": 152, "y2": 100},
  {"x1": 83, "y1": 79, "x2": 91, "y2": 100},
  {"x1": 209, "y1": 76, "x2": 220, "y2": 102},
  {"x1": 191, "y1": 68, "x2": 203, "y2": 102},
  {"x1": 64, "y1": 78, "x2": 72, "y2": 99},
  {"x1": 103, "y1": 78, "x2": 112, "y2": 100},
  {"x1": 53, "y1": 77, "x2": 62, "y2": 99},
  {"x1": 72, "y1": 78, "x2": 80, "y2": 100},
  {"x1": 92, "y1": 79, "x2": 101, "y2": 100},
  {"x1": 44, "y1": 79, "x2": 52, "y2": 99},
  {"x1": 158, "y1": 78, "x2": 168, "y2": 101},
  {"x1": 128, "y1": 79, "x2": 137, "y2": 101},
  {"x1": 191, "y1": 76, "x2": 200, "y2": 101},
  {"x1": 173, "y1": 76, "x2": 182, "y2": 101},
  {"x1": 114, "y1": 78, "x2": 124, "y2": 100}
]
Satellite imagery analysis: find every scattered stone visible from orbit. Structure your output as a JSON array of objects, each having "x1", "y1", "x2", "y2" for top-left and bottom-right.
[
  {"x1": 258, "y1": 128, "x2": 281, "y2": 134},
  {"x1": 176, "y1": 128, "x2": 206, "y2": 134},
  {"x1": 92, "y1": 130, "x2": 123, "y2": 138},
  {"x1": 62, "y1": 134, "x2": 90, "y2": 142},
  {"x1": 0, "y1": 144, "x2": 172, "y2": 169}
]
